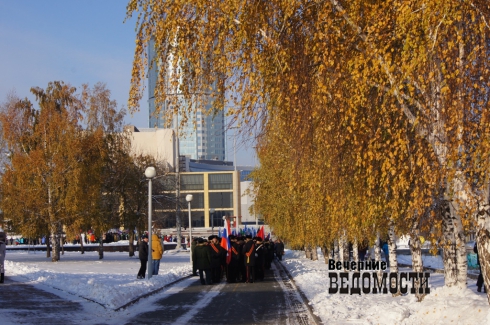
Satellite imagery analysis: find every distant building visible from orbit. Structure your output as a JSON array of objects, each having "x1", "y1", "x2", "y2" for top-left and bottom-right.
[
  {"x1": 125, "y1": 125, "x2": 177, "y2": 171},
  {"x1": 148, "y1": 38, "x2": 226, "y2": 161},
  {"x1": 126, "y1": 125, "x2": 258, "y2": 227}
]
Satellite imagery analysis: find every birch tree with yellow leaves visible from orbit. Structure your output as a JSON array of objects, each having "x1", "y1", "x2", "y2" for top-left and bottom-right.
[
  {"x1": 0, "y1": 82, "x2": 143, "y2": 261},
  {"x1": 127, "y1": 0, "x2": 490, "y2": 301}
]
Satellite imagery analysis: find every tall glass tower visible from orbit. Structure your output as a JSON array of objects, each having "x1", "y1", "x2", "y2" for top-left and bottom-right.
[{"x1": 148, "y1": 39, "x2": 226, "y2": 161}]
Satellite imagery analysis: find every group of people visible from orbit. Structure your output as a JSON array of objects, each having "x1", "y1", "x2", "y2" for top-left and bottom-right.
[{"x1": 192, "y1": 234, "x2": 285, "y2": 285}]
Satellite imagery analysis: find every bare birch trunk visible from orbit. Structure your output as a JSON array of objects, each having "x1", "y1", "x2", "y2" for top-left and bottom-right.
[
  {"x1": 50, "y1": 224, "x2": 60, "y2": 262},
  {"x1": 98, "y1": 231, "x2": 104, "y2": 260},
  {"x1": 321, "y1": 245, "x2": 330, "y2": 264},
  {"x1": 476, "y1": 214, "x2": 490, "y2": 304},
  {"x1": 334, "y1": 239, "x2": 340, "y2": 261},
  {"x1": 343, "y1": 242, "x2": 350, "y2": 264},
  {"x1": 352, "y1": 238, "x2": 359, "y2": 263},
  {"x1": 409, "y1": 226, "x2": 426, "y2": 302},
  {"x1": 388, "y1": 223, "x2": 400, "y2": 296},
  {"x1": 475, "y1": 180, "x2": 490, "y2": 303},
  {"x1": 311, "y1": 246, "x2": 318, "y2": 261},
  {"x1": 441, "y1": 199, "x2": 467, "y2": 289},
  {"x1": 129, "y1": 231, "x2": 135, "y2": 257},
  {"x1": 305, "y1": 245, "x2": 312, "y2": 259},
  {"x1": 374, "y1": 233, "x2": 382, "y2": 282},
  {"x1": 60, "y1": 236, "x2": 64, "y2": 255},
  {"x1": 46, "y1": 237, "x2": 50, "y2": 258},
  {"x1": 80, "y1": 232, "x2": 85, "y2": 255},
  {"x1": 388, "y1": 223, "x2": 398, "y2": 273},
  {"x1": 339, "y1": 234, "x2": 348, "y2": 271}
]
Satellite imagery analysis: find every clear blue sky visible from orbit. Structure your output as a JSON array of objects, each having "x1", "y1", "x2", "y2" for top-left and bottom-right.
[{"x1": 0, "y1": 0, "x2": 256, "y2": 166}]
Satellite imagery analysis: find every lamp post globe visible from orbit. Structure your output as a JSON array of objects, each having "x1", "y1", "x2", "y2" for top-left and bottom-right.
[{"x1": 145, "y1": 166, "x2": 156, "y2": 179}]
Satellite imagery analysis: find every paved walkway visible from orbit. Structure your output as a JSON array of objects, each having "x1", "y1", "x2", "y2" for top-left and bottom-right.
[
  {"x1": 0, "y1": 277, "x2": 86, "y2": 325},
  {"x1": 125, "y1": 261, "x2": 317, "y2": 325}
]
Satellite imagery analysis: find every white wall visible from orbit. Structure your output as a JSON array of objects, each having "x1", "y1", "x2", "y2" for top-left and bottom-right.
[{"x1": 128, "y1": 127, "x2": 176, "y2": 170}]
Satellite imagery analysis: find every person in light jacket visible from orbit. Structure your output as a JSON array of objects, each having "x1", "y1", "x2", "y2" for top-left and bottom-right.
[{"x1": 151, "y1": 233, "x2": 164, "y2": 275}]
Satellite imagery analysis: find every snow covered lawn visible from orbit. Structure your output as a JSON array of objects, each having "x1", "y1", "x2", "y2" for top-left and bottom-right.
[
  {"x1": 4, "y1": 249, "x2": 190, "y2": 309},
  {"x1": 282, "y1": 250, "x2": 490, "y2": 324}
]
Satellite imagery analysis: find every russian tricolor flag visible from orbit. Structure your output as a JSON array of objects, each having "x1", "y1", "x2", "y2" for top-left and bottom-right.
[{"x1": 220, "y1": 219, "x2": 232, "y2": 264}]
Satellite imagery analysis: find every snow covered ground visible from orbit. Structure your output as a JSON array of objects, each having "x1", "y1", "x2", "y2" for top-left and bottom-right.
[{"x1": 2, "y1": 245, "x2": 490, "y2": 324}]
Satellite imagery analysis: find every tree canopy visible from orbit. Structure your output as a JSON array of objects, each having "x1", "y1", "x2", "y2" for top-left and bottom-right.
[
  {"x1": 128, "y1": 0, "x2": 490, "y2": 299},
  {"x1": 0, "y1": 81, "x2": 154, "y2": 261}
]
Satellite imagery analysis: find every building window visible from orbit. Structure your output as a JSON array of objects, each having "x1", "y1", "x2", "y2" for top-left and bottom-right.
[
  {"x1": 208, "y1": 173, "x2": 233, "y2": 190},
  {"x1": 209, "y1": 192, "x2": 233, "y2": 208},
  {"x1": 180, "y1": 193, "x2": 204, "y2": 209},
  {"x1": 180, "y1": 174, "x2": 204, "y2": 190}
]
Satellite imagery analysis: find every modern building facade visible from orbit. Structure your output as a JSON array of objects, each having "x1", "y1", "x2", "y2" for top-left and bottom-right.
[
  {"x1": 148, "y1": 38, "x2": 226, "y2": 161},
  {"x1": 127, "y1": 126, "x2": 258, "y2": 228},
  {"x1": 156, "y1": 171, "x2": 242, "y2": 231}
]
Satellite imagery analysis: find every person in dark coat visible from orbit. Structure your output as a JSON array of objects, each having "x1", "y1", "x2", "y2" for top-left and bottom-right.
[
  {"x1": 381, "y1": 238, "x2": 390, "y2": 267},
  {"x1": 237, "y1": 236, "x2": 246, "y2": 282},
  {"x1": 0, "y1": 229, "x2": 6, "y2": 283},
  {"x1": 208, "y1": 235, "x2": 222, "y2": 284},
  {"x1": 243, "y1": 235, "x2": 256, "y2": 283},
  {"x1": 217, "y1": 236, "x2": 228, "y2": 280},
  {"x1": 137, "y1": 234, "x2": 149, "y2": 279},
  {"x1": 228, "y1": 235, "x2": 240, "y2": 283},
  {"x1": 191, "y1": 237, "x2": 198, "y2": 276},
  {"x1": 193, "y1": 238, "x2": 212, "y2": 285},
  {"x1": 255, "y1": 237, "x2": 266, "y2": 281},
  {"x1": 275, "y1": 239, "x2": 285, "y2": 261},
  {"x1": 264, "y1": 238, "x2": 273, "y2": 270},
  {"x1": 474, "y1": 242, "x2": 486, "y2": 293},
  {"x1": 358, "y1": 238, "x2": 369, "y2": 261}
]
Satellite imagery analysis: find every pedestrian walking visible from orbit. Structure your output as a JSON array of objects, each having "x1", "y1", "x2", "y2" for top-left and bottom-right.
[
  {"x1": 151, "y1": 233, "x2": 163, "y2": 275},
  {"x1": 474, "y1": 242, "x2": 486, "y2": 293},
  {"x1": 137, "y1": 234, "x2": 149, "y2": 279},
  {"x1": 275, "y1": 239, "x2": 285, "y2": 261},
  {"x1": 0, "y1": 229, "x2": 6, "y2": 283},
  {"x1": 381, "y1": 238, "x2": 389, "y2": 268},
  {"x1": 193, "y1": 238, "x2": 212, "y2": 285}
]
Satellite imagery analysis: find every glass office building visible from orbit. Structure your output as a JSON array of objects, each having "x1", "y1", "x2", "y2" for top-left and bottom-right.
[{"x1": 148, "y1": 39, "x2": 226, "y2": 161}]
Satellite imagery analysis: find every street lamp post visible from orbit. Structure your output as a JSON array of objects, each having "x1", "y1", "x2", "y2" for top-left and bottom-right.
[
  {"x1": 186, "y1": 194, "x2": 193, "y2": 264},
  {"x1": 210, "y1": 208, "x2": 215, "y2": 235},
  {"x1": 145, "y1": 166, "x2": 156, "y2": 280}
]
